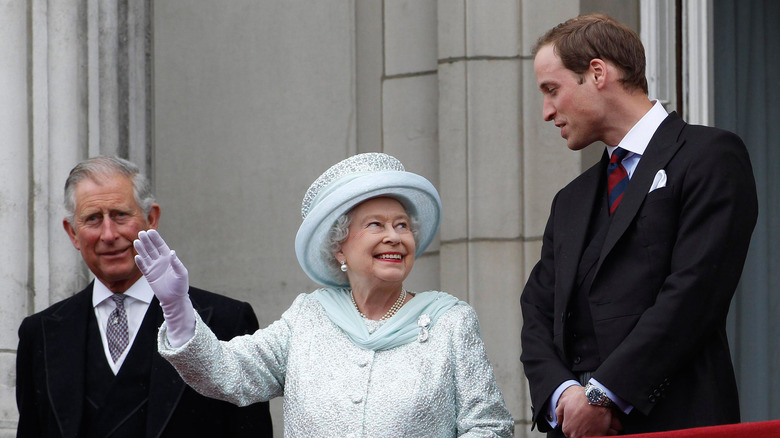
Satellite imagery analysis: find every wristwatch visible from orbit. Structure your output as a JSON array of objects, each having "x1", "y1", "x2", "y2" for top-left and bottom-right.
[{"x1": 584, "y1": 383, "x2": 617, "y2": 409}]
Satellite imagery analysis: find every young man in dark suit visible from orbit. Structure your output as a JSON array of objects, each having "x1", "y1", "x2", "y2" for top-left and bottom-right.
[
  {"x1": 16, "y1": 156, "x2": 273, "y2": 437},
  {"x1": 520, "y1": 14, "x2": 758, "y2": 438}
]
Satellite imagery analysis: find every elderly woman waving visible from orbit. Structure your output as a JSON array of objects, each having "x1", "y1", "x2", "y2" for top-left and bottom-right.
[{"x1": 134, "y1": 153, "x2": 513, "y2": 437}]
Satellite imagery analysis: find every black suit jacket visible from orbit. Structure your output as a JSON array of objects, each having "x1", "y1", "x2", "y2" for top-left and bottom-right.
[
  {"x1": 16, "y1": 283, "x2": 273, "y2": 437},
  {"x1": 520, "y1": 113, "x2": 758, "y2": 434}
]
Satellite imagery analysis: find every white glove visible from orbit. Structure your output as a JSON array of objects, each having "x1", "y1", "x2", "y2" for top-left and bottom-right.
[{"x1": 134, "y1": 229, "x2": 195, "y2": 347}]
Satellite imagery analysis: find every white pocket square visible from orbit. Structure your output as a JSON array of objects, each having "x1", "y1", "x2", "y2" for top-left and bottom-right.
[{"x1": 649, "y1": 169, "x2": 667, "y2": 192}]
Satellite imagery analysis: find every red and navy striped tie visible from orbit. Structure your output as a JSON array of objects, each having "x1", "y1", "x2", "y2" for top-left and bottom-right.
[{"x1": 607, "y1": 147, "x2": 629, "y2": 214}]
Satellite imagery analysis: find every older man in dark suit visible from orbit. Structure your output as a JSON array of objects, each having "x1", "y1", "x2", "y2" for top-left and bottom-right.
[
  {"x1": 520, "y1": 14, "x2": 758, "y2": 438},
  {"x1": 16, "y1": 156, "x2": 273, "y2": 437}
]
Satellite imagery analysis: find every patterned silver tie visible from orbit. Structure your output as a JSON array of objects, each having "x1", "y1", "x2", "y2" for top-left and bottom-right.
[{"x1": 107, "y1": 294, "x2": 129, "y2": 362}]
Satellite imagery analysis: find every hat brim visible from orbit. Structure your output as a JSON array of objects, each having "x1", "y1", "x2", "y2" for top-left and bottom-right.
[{"x1": 295, "y1": 171, "x2": 441, "y2": 288}]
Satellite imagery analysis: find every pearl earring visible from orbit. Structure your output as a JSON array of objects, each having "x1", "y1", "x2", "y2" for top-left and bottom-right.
[{"x1": 340, "y1": 260, "x2": 348, "y2": 272}]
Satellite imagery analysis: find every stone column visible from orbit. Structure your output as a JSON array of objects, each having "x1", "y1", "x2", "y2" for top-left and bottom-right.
[
  {"x1": 437, "y1": 0, "x2": 527, "y2": 433},
  {"x1": 381, "y1": 0, "x2": 441, "y2": 289},
  {"x1": 2, "y1": 0, "x2": 152, "y2": 433},
  {"x1": 514, "y1": 1, "x2": 605, "y2": 436},
  {"x1": 0, "y1": 1, "x2": 32, "y2": 433},
  {"x1": 437, "y1": 0, "x2": 589, "y2": 436},
  {"x1": 31, "y1": 0, "x2": 152, "y2": 305}
]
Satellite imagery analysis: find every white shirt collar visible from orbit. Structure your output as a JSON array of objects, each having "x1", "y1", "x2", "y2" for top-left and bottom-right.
[
  {"x1": 92, "y1": 276, "x2": 155, "y2": 307},
  {"x1": 607, "y1": 100, "x2": 669, "y2": 158}
]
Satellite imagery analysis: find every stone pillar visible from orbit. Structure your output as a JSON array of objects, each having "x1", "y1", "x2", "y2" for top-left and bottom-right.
[
  {"x1": 0, "y1": 1, "x2": 31, "y2": 433},
  {"x1": 32, "y1": 0, "x2": 152, "y2": 306},
  {"x1": 2, "y1": 0, "x2": 152, "y2": 433},
  {"x1": 437, "y1": 0, "x2": 528, "y2": 434},
  {"x1": 514, "y1": 1, "x2": 599, "y2": 436},
  {"x1": 381, "y1": 0, "x2": 441, "y2": 289},
  {"x1": 437, "y1": 0, "x2": 587, "y2": 436}
]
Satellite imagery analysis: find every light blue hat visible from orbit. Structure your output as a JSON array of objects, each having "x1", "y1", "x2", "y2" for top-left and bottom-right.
[{"x1": 295, "y1": 153, "x2": 442, "y2": 288}]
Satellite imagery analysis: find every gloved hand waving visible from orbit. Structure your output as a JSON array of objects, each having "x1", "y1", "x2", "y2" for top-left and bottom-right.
[{"x1": 134, "y1": 229, "x2": 196, "y2": 347}]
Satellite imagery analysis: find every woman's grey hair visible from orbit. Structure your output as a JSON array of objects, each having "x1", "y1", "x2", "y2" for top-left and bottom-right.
[
  {"x1": 63, "y1": 156, "x2": 155, "y2": 227},
  {"x1": 322, "y1": 201, "x2": 421, "y2": 283}
]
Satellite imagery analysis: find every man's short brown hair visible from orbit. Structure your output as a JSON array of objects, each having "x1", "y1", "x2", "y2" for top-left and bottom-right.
[{"x1": 532, "y1": 13, "x2": 649, "y2": 94}]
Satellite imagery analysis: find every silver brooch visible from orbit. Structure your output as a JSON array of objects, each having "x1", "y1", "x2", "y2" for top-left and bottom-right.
[{"x1": 417, "y1": 314, "x2": 431, "y2": 342}]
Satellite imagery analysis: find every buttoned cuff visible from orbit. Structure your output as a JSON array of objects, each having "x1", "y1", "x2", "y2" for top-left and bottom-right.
[{"x1": 546, "y1": 380, "x2": 580, "y2": 427}]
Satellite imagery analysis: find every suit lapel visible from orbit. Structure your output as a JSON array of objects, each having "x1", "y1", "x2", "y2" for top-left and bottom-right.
[
  {"x1": 146, "y1": 293, "x2": 214, "y2": 438},
  {"x1": 39, "y1": 285, "x2": 220, "y2": 438},
  {"x1": 597, "y1": 113, "x2": 686, "y2": 273},
  {"x1": 558, "y1": 156, "x2": 609, "y2": 307},
  {"x1": 43, "y1": 285, "x2": 92, "y2": 438}
]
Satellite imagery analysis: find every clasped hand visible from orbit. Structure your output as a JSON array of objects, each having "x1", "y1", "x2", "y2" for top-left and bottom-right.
[
  {"x1": 134, "y1": 229, "x2": 189, "y2": 306},
  {"x1": 556, "y1": 386, "x2": 622, "y2": 438}
]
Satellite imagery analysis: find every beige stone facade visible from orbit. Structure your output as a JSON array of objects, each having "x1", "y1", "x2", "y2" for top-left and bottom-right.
[
  {"x1": 7, "y1": 1, "x2": 776, "y2": 437},
  {"x1": 0, "y1": 1, "x2": 626, "y2": 436}
]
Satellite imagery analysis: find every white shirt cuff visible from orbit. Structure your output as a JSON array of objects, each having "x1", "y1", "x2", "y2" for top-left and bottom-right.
[
  {"x1": 590, "y1": 378, "x2": 634, "y2": 414},
  {"x1": 546, "y1": 380, "x2": 580, "y2": 428}
]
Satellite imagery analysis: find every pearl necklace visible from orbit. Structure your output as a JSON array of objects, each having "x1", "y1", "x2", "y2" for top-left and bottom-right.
[{"x1": 351, "y1": 289, "x2": 407, "y2": 321}]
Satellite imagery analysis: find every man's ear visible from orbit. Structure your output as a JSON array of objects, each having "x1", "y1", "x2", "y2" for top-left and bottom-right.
[
  {"x1": 590, "y1": 58, "x2": 607, "y2": 88},
  {"x1": 63, "y1": 218, "x2": 80, "y2": 250},
  {"x1": 146, "y1": 203, "x2": 161, "y2": 230}
]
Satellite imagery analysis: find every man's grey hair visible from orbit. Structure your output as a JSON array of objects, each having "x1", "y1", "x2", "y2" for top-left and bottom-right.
[
  {"x1": 64, "y1": 156, "x2": 155, "y2": 226},
  {"x1": 322, "y1": 203, "x2": 421, "y2": 284}
]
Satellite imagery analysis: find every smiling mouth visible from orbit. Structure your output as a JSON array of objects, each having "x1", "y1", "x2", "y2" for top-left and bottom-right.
[
  {"x1": 375, "y1": 253, "x2": 403, "y2": 261},
  {"x1": 100, "y1": 248, "x2": 130, "y2": 257}
]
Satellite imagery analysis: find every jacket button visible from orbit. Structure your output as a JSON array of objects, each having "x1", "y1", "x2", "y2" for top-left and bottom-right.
[
  {"x1": 573, "y1": 356, "x2": 582, "y2": 364},
  {"x1": 649, "y1": 395, "x2": 657, "y2": 403}
]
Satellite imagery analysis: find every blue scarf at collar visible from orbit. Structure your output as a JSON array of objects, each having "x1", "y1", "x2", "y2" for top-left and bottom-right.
[{"x1": 312, "y1": 287, "x2": 461, "y2": 351}]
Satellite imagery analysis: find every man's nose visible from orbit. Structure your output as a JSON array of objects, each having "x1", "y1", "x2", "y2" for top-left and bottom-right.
[
  {"x1": 100, "y1": 216, "x2": 119, "y2": 240},
  {"x1": 542, "y1": 98, "x2": 556, "y2": 122}
]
